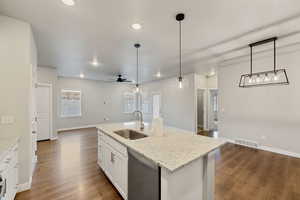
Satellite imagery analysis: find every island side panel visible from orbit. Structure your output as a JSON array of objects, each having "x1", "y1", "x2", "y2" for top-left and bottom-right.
[
  {"x1": 203, "y1": 151, "x2": 216, "y2": 200},
  {"x1": 160, "y1": 157, "x2": 204, "y2": 200}
]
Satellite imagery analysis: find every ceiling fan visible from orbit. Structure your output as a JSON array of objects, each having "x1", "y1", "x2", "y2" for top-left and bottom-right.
[
  {"x1": 116, "y1": 74, "x2": 132, "y2": 82},
  {"x1": 102, "y1": 74, "x2": 133, "y2": 83}
]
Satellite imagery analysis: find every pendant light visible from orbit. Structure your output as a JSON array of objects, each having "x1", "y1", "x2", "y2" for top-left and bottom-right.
[
  {"x1": 176, "y1": 13, "x2": 185, "y2": 89},
  {"x1": 239, "y1": 37, "x2": 289, "y2": 87},
  {"x1": 134, "y1": 43, "x2": 141, "y2": 93}
]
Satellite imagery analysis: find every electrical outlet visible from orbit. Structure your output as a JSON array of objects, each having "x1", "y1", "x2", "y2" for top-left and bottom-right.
[{"x1": 1, "y1": 116, "x2": 15, "y2": 124}]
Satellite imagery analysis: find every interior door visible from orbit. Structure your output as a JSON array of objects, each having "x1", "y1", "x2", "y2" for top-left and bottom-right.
[{"x1": 36, "y1": 85, "x2": 51, "y2": 141}]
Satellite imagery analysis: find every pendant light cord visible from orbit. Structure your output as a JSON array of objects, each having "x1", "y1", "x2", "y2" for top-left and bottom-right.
[
  {"x1": 179, "y1": 21, "x2": 182, "y2": 78},
  {"x1": 250, "y1": 46, "x2": 253, "y2": 75},
  {"x1": 274, "y1": 39, "x2": 276, "y2": 72},
  {"x1": 136, "y1": 47, "x2": 139, "y2": 85}
]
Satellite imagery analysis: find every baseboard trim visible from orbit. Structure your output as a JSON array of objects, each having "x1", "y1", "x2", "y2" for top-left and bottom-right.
[
  {"x1": 57, "y1": 125, "x2": 98, "y2": 132},
  {"x1": 51, "y1": 137, "x2": 58, "y2": 140},
  {"x1": 220, "y1": 137, "x2": 300, "y2": 159},
  {"x1": 18, "y1": 177, "x2": 32, "y2": 193},
  {"x1": 259, "y1": 146, "x2": 300, "y2": 159}
]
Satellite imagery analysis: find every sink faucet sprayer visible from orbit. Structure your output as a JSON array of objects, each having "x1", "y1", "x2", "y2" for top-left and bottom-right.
[{"x1": 133, "y1": 110, "x2": 144, "y2": 131}]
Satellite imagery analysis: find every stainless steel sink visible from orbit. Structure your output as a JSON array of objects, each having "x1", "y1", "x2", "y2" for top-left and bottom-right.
[{"x1": 114, "y1": 129, "x2": 147, "y2": 140}]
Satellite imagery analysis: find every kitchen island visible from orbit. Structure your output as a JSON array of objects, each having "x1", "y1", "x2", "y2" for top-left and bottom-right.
[{"x1": 96, "y1": 122, "x2": 225, "y2": 200}]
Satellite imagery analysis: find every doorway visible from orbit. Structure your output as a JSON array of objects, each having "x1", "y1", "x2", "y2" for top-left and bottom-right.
[
  {"x1": 208, "y1": 89, "x2": 218, "y2": 131},
  {"x1": 197, "y1": 89, "x2": 205, "y2": 132},
  {"x1": 197, "y1": 89, "x2": 219, "y2": 136},
  {"x1": 36, "y1": 83, "x2": 52, "y2": 141}
]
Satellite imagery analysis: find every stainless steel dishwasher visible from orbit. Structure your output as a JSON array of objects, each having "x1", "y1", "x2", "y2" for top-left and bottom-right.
[{"x1": 128, "y1": 149, "x2": 161, "y2": 200}]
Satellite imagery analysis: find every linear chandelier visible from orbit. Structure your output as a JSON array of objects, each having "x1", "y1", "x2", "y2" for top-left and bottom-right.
[{"x1": 239, "y1": 37, "x2": 289, "y2": 88}]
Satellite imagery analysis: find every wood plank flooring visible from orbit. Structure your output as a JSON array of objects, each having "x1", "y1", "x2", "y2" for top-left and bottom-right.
[{"x1": 16, "y1": 128, "x2": 300, "y2": 200}]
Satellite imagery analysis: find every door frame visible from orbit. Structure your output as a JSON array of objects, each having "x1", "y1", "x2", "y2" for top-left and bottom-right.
[
  {"x1": 207, "y1": 89, "x2": 218, "y2": 131},
  {"x1": 36, "y1": 83, "x2": 53, "y2": 140}
]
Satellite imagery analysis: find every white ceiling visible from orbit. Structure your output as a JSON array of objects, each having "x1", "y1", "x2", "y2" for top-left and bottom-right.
[{"x1": 1, "y1": 0, "x2": 300, "y2": 82}]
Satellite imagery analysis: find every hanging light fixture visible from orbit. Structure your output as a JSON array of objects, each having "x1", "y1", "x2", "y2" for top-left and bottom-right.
[
  {"x1": 176, "y1": 13, "x2": 185, "y2": 89},
  {"x1": 134, "y1": 43, "x2": 141, "y2": 93},
  {"x1": 239, "y1": 37, "x2": 289, "y2": 87}
]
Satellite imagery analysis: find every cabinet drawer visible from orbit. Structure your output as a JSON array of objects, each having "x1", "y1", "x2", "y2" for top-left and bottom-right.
[{"x1": 103, "y1": 134, "x2": 127, "y2": 157}]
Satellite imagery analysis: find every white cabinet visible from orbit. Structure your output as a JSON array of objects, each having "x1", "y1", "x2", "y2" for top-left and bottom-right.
[
  {"x1": 97, "y1": 130, "x2": 128, "y2": 200},
  {"x1": 0, "y1": 143, "x2": 18, "y2": 200}
]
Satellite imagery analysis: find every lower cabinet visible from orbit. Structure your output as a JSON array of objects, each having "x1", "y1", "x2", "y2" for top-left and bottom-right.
[{"x1": 98, "y1": 131, "x2": 128, "y2": 200}]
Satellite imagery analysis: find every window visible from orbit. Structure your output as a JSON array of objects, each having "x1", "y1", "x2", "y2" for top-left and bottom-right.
[
  {"x1": 213, "y1": 95, "x2": 218, "y2": 112},
  {"x1": 142, "y1": 99, "x2": 151, "y2": 114},
  {"x1": 152, "y1": 94, "x2": 161, "y2": 118},
  {"x1": 123, "y1": 92, "x2": 136, "y2": 113},
  {"x1": 60, "y1": 90, "x2": 82, "y2": 117}
]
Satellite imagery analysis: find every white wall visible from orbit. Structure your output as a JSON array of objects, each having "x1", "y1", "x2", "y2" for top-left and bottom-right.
[
  {"x1": 206, "y1": 75, "x2": 218, "y2": 89},
  {"x1": 219, "y1": 46, "x2": 300, "y2": 154},
  {"x1": 141, "y1": 74, "x2": 197, "y2": 132},
  {"x1": 0, "y1": 16, "x2": 35, "y2": 185},
  {"x1": 57, "y1": 77, "x2": 135, "y2": 130},
  {"x1": 37, "y1": 67, "x2": 58, "y2": 138}
]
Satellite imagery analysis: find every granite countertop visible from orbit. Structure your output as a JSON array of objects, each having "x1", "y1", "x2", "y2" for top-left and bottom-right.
[
  {"x1": 96, "y1": 122, "x2": 226, "y2": 172},
  {"x1": 0, "y1": 136, "x2": 19, "y2": 161}
]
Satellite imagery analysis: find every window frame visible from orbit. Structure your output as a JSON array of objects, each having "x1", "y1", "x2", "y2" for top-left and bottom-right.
[
  {"x1": 60, "y1": 89, "x2": 82, "y2": 118},
  {"x1": 123, "y1": 92, "x2": 136, "y2": 114}
]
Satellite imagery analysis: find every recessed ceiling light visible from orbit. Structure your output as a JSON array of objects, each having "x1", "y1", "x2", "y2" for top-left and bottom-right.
[
  {"x1": 156, "y1": 72, "x2": 161, "y2": 78},
  {"x1": 90, "y1": 58, "x2": 100, "y2": 67},
  {"x1": 80, "y1": 73, "x2": 84, "y2": 78},
  {"x1": 131, "y1": 23, "x2": 142, "y2": 30},
  {"x1": 62, "y1": 0, "x2": 75, "y2": 6}
]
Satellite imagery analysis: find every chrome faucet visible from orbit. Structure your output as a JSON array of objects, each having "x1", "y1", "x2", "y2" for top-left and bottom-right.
[{"x1": 133, "y1": 110, "x2": 144, "y2": 131}]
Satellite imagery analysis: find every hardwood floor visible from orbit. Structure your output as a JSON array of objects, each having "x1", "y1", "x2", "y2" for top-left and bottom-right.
[
  {"x1": 16, "y1": 128, "x2": 300, "y2": 200},
  {"x1": 16, "y1": 128, "x2": 122, "y2": 200}
]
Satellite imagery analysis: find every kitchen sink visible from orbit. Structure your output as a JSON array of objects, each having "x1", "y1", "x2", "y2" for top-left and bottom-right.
[{"x1": 114, "y1": 129, "x2": 148, "y2": 140}]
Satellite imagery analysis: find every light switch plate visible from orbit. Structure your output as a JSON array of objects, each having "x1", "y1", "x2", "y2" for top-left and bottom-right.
[{"x1": 1, "y1": 116, "x2": 15, "y2": 124}]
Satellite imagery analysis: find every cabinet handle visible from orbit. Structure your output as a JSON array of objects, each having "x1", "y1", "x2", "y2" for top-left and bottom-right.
[{"x1": 111, "y1": 152, "x2": 115, "y2": 163}]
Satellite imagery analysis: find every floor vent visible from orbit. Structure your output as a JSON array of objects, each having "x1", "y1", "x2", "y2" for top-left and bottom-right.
[{"x1": 234, "y1": 139, "x2": 259, "y2": 148}]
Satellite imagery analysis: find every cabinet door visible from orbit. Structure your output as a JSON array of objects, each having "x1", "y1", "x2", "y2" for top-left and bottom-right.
[
  {"x1": 113, "y1": 153, "x2": 128, "y2": 198},
  {"x1": 103, "y1": 143, "x2": 114, "y2": 181},
  {"x1": 98, "y1": 141, "x2": 105, "y2": 169}
]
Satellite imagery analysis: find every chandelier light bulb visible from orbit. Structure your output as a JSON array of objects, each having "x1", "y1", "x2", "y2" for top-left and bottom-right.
[
  {"x1": 248, "y1": 76, "x2": 253, "y2": 83},
  {"x1": 264, "y1": 74, "x2": 270, "y2": 82},
  {"x1": 256, "y1": 75, "x2": 261, "y2": 83}
]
